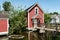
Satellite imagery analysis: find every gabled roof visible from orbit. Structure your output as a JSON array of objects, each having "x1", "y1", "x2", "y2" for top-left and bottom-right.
[
  {"x1": 26, "y1": 3, "x2": 43, "y2": 13},
  {"x1": 26, "y1": 3, "x2": 35, "y2": 11},
  {"x1": 51, "y1": 14, "x2": 60, "y2": 19},
  {"x1": 0, "y1": 11, "x2": 9, "y2": 18}
]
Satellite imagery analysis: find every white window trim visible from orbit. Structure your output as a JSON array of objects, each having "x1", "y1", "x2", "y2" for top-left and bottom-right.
[{"x1": 35, "y1": 7, "x2": 39, "y2": 15}]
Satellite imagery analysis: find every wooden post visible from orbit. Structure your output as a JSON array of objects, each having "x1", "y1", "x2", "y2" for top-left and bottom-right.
[{"x1": 28, "y1": 31, "x2": 30, "y2": 40}]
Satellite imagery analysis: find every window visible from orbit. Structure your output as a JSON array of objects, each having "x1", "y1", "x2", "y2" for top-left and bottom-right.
[
  {"x1": 36, "y1": 9, "x2": 38, "y2": 14},
  {"x1": 35, "y1": 7, "x2": 39, "y2": 15}
]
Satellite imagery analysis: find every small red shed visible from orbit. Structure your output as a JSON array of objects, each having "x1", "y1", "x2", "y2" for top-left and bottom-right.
[
  {"x1": 0, "y1": 11, "x2": 9, "y2": 35},
  {"x1": 26, "y1": 3, "x2": 44, "y2": 30}
]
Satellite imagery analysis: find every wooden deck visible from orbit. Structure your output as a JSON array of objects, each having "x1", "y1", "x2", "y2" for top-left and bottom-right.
[{"x1": 35, "y1": 27, "x2": 60, "y2": 32}]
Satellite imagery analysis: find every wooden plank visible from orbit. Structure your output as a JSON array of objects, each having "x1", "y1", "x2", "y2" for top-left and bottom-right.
[{"x1": 35, "y1": 27, "x2": 60, "y2": 32}]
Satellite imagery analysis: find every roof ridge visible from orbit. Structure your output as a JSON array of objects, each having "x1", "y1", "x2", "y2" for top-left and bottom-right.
[{"x1": 25, "y1": 3, "x2": 39, "y2": 11}]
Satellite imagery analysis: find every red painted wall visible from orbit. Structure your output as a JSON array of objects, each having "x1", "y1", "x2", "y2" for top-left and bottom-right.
[
  {"x1": 0, "y1": 19, "x2": 7, "y2": 32},
  {"x1": 28, "y1": 5, "x2": 44, "y2": 28}
]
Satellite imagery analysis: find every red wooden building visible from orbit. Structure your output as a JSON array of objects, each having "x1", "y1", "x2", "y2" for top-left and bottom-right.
[
  {"x1": 26, "y1": 3, "x2": 44, "y2": 30},
  {"x1": 0, "y1": 11, "x2": 9, "y2": 35}
]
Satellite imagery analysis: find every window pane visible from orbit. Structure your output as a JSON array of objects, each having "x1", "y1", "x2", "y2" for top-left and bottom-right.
[{"x1": 36, "y1": 9, "x2": 38, "y2": 14}]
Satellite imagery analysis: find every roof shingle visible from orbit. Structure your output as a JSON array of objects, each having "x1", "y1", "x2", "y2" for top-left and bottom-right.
[{"x1": 0, "y1": 11, "x2": 9, "y2": 18}]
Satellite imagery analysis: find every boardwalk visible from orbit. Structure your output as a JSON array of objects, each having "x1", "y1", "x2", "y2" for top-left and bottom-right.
[{"x1": 35, "y1": 26, "x2": 60, "y2": 32}]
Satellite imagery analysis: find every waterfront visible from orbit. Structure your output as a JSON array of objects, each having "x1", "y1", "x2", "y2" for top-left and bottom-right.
[
  {"x1": 0, "y1": 36, "x2": 8, "y2": 40},
  {"x1": 0, "y1": 31, "x2": 60, "y2": 40}
]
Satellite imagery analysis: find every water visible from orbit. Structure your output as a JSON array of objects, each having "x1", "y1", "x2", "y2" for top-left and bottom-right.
[
  {"x1": 0, "y1": 31, "x2": 60, "y2": 40},
  {"x1": 0, "y1": 36, "x2": 8, "y2": 40}
]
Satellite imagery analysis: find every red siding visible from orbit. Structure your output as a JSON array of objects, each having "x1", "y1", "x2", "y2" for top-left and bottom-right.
[
  {"x1": 0, "y1": 19, "x2": 7, "y2": 32},
  {"x1": 28, "y1": 5, "x2": 44, "y2": 28}
]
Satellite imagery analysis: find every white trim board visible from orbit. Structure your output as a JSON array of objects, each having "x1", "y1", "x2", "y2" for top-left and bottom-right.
[
  {"x1": 28, "y1": 12, "x2": 30, "y2": 28},
  {"x1": 7, "y1": 18, "x2": 9, "y2": 34},
  {"x1": 0, "y1": 32, "x2": 8, "y2": 35}
]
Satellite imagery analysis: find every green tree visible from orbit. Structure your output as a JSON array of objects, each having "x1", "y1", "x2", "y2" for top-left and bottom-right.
[
  {"x1": 50, "y1": 12, "x2": 53, "y2": 15},
  {"x1": 2, "y1": 1, "x2": 11, "y2": 11},
  {"x1": 53, "y1": 12, "x2": 58, "y2": 15},
  {"x1": 44, "y1": 13, "x2": 51, "y2": 24},
  {"x1": 50, "y1": 12, "x2": 58, "y2": 15},
  {"x1": 9, "y1": 10, "x2": 27, "y2": 35}
]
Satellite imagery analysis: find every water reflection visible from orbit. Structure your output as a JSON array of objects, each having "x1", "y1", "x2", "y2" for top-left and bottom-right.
[
  {"x1": 0, "y1": 36, "x2": 8, "y2": 40},
  {"x1": 0, "y1": 31, "x2": 60, "y2": 40},
  {"x1": 28, "y1": 31, "x2": 45, "y2": 40}
]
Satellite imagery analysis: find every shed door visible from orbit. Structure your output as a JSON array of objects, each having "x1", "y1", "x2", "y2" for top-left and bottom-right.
[
  {"x1": 33, "y1": 19, "x2": 37, "y2": 28},
  {"x1": 0, "y1": 19, "x2": 7, "y2": 32}
]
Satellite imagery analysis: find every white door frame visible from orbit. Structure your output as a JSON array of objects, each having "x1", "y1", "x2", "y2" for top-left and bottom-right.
[{"x1": 33, "y1": 19, "x2": 37, "y2": 28}]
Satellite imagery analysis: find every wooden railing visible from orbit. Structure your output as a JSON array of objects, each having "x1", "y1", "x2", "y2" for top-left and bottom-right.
[
  {"x1": 36, "y1": 23, "x2": 60, "y2": 32},
  {"x1": 45, "y1": 23, "x2": 60, "y2": 30}
]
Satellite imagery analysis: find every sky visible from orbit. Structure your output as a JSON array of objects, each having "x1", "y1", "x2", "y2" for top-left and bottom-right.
[{"x1": 0, "y1": 0, "x2": 60, "y2": 13}]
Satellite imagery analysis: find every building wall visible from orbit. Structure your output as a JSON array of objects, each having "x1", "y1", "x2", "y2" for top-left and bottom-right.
[
  {"x1": 50, "y1": 15, "x2": 60, "y2": 23},
  {"x1": 0, "y1": 19, "x2": 8, "y2": 32},
  {"x1": 28, "y1": 5, "x2": 44, "y2": 28}
]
